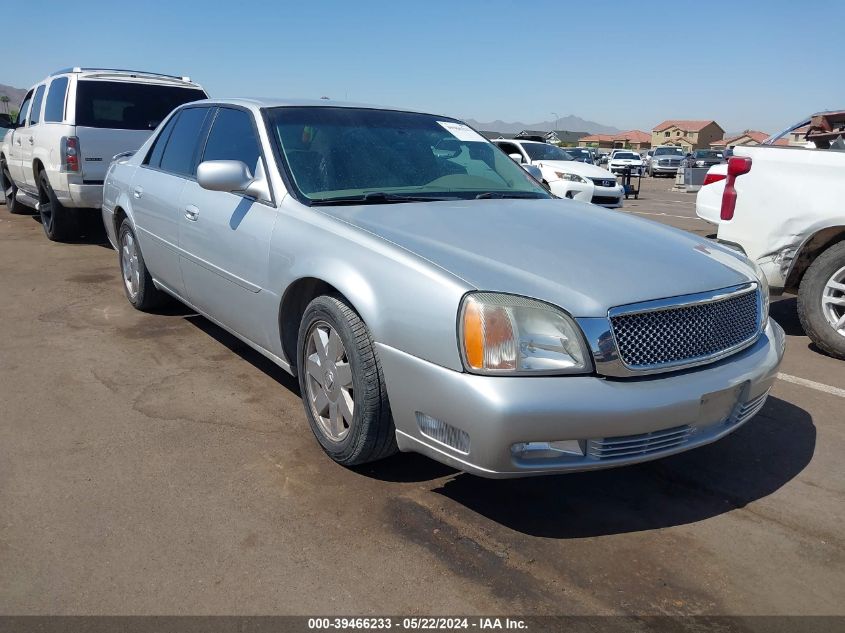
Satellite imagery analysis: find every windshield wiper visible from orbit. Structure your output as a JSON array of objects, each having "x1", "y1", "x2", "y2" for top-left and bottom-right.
[
  {"x1": 310, "y1": 192, "x2": 457, "y2": 206},
  {"x1": 475, "y1": 192, "x2": 546, "y2": 199}
]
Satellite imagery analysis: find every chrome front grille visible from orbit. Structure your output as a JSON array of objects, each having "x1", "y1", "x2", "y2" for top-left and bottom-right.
[
  {"x1": 588, "y1": 425, "x2": 692, "y2": 460},
  {"x1": 609, "y1": 285, "x2": 760, "y2": 371},
  {"x1": 590, "y1": 177, "x2": 617, "y2": 188}
]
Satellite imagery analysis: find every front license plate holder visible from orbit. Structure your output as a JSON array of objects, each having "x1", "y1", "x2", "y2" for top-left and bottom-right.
[{"x1": 698, "y1": 382, "x2": 747, "y2": 426}]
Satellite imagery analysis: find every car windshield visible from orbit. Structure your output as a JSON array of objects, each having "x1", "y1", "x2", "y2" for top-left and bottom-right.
[
  {"x1": 75, "y1": 80, "x2": 207, "y2": 130},
  {"x1": 654, "y1": 147, "x2": 684, "y2": 156},
  {"x1": 521, "y1": 143, "x2": 573, "y2": 161},
  {"x1": 267, "y1": 107, "x2": 551, "y2": 203},
  {"x1": 565, "y1": 148, "x2": 589, "y2": 157},
  {"x1": 613, "y1": 152, "x2": 639, "y2": 159},
  {"x1": 694, "y1": 150, "x2": 722, "y2": 159}
]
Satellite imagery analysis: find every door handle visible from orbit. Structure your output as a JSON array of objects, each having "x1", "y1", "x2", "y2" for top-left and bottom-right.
[
  {"x1": 28, "y1": 137, "x2": 33, "y2": 145},
  {"x1": 184, "y1": 205, "x2": 199, "y2": 221},
  {"x1": 15, "y1": 138, "x2": 21, "y2": 146},
  {"x1": 133, "y1": 187, "x2": 143, "y2": 199}
]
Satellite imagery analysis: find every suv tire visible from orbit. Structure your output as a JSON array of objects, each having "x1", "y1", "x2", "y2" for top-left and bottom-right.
[
  {"x1": 38, "y1": 171, "x2": 78, "y2": 241},
  {"x1": 797, "y1": 240, "x2": 845, "y2": 360},
  {"x1": 297, "y1": 295, "x2": 398, "y2": 466},
  {"x1": 1, "y1": 159, "x2": 29, "y2": 215},
  {"x1": 118, "y1": 219, "x2": 168, "y2": 311}
]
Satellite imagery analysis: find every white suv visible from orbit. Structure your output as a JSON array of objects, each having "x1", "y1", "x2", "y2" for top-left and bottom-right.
[{"x1": 0, "y1": 67, "x2": 206, "y2": 241}]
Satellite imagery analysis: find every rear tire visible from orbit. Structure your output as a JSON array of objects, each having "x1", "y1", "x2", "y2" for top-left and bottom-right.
[
  {"x1": 1, "y1": 159, "x2": 29, "y2": 214},
  {"x1": 297, "y1": 295, "x2": 398, "y2": 466},
  {"x1": 797, "y1": 241, "x2": 845, "y2": 360},
  {"x1": 38, "y1": 170, "x2": 78, "y2": 241},
  {"x1": 118, "y1": 219, "x2": 168, "y2": 311}
]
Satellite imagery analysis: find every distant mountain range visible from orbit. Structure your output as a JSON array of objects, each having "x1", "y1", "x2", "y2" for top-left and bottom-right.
[
  {"x1": 0, "y1": 84, "x2": 27, "y2": 112},
  {"x1": 465, "y1": 115, "x2": 621, "y2": 135}
]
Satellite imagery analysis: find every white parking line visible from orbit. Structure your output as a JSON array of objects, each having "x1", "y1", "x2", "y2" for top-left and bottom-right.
[
  {"x1": 625, "y1": 210, "x2": 697, "y2": 220},
  {"x1": 777, "y1": 373, "x2": 845, "y2": 398}
]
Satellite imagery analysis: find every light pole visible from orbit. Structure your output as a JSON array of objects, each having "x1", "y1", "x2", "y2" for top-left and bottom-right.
[{"x1": 551, "y1": 112, "x2": 560, "y2": 143}]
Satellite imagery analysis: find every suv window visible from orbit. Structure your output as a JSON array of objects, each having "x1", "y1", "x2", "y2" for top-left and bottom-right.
[
  {"x1": 44, "y1": 77, "x2": 69, "y2": 123},
  {"x1": 202, "y1": 108, "x2": 261, "y2": 172},
  {"x1": 29, "y1": 85, "x2": 46, "y2": 125},
  {"x1": 159, "y1": 107, "x2": 211, "y2": 177},
  {"x1": 144, "y1": 112, "x2": 182, "y2": 168},
  {"x1": 75, "y1": 80, "x2": 207, "y2": 130},
  {"x1": 17, "y1": 91, "x2": 33, "y2": 126}
]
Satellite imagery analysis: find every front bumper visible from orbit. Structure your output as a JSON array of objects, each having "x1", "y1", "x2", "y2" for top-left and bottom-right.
[
  {"x1": 377, "y1": 319, "x2": 784, "y2": 478},
  {"x1": 591, "y1": 184, "x2": 624, "y2": 207},
  {"x1": 652, "y1": 164, "x2": 681, "y2": 174}
]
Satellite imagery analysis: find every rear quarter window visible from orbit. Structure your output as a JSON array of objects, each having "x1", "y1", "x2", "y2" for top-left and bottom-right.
[
  {"x1": 75, "y1": 80, "x2": 207, "y2": 130},
  {"x1": 44, "y1": 77, "x2": 69, "y2": 123}
]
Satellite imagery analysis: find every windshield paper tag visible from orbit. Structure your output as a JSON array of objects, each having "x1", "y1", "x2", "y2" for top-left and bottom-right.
[{"x1": 437, "y1": 121, "x2": 487, "y2": 143}]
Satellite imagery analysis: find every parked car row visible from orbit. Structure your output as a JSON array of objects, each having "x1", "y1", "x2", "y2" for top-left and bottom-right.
[
  {"x1": 1, "y1": 67, "x2": 785, "y2": 478},
  {"x1": 492, "y1": 139, "x2": 625, "y2": 208}
]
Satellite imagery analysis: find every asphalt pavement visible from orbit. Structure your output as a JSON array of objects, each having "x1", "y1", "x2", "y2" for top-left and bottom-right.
[{"x1": 1, "y1": 185, "x2": 843, "y2": 616}]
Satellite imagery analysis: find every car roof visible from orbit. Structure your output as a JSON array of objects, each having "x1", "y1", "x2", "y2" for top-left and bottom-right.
[
  {"x1": 192, "y1": 97, "x2": 451, "y2": 117},
  {"x1": 45, "y1": 67, "x2": 203, "y2": 89}
]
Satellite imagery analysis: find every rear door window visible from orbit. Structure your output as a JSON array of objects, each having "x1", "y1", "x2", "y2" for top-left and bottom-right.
[
  {"x1": 144, "y1": 112, "x2": 181, "y2": 168},
  {"x1": 75, "y1": 81, "x2": 207, "y2": 130},
  {"x1": 29, "y1": 85, "x2": 46, "y2": 126},
  {"x1": 201, "y1": 107, "x2": 261, "y2": 172},
  {"x1": 158, "y1": 107, "x2": 212, "y2": 177},
  {"x1": 44, "y1": 77, "x2": 69, "y2": 123}
]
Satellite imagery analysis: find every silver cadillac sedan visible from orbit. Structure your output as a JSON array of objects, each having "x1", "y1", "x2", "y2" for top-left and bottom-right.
[{"x1": 102, "y1": 98, "x2": 785, "y2": 478}]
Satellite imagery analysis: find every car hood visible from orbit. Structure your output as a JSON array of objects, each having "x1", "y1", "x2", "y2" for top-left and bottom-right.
[
  {"x1": 319, "y1": 198, "x2": 755, "y2": 316},
  {"x1": 533, "y1": 160, "x2": 617, "y2": 179},
  {"x1": 610, "y1": 157, "x2": 643, "y2": 164}
]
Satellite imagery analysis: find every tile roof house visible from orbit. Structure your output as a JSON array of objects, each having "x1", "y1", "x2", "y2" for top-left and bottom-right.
[
  {"x1": 710, "y1": 130, "x2": 789, "y2": 148},
  {"x1": 578, "y1": 130, "x2": 651, "y2": 150},
  {"x1": 651, "y1": 120, "x2": 724, "y2": 150}
]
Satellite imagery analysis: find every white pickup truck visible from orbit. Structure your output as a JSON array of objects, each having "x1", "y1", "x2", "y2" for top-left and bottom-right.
[{"x1": 696, "y1": 112, "x2": 845, "y2": 359}]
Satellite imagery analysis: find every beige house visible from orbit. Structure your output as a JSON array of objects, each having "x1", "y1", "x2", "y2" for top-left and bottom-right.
[
  {"x1": 651, "y1": 120, "x2": 724, "y2": 150},
  {"x1": 578, "y1": 130, "x2": 651, "y2": 150}
]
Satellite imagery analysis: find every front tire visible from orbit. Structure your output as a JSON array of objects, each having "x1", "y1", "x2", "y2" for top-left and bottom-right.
[
  {"x1": 118, "y1": 219, "x2": 168, "y2": 311},
  {"x1": 797, "y1": 241, "x2": 845, "y2": 360},
  {"x1": 1, "y1": 159, "x2": 29, "y2": 214},
  {"x1": 297, "y1": 295, "x2": 398, "y2": 466},
  {"x1": 38, "y1": 170, "x2": 78, "y2": 241}
]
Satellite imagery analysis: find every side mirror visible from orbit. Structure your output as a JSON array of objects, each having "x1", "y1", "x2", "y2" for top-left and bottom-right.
[
  {"x1": 197, "y1": 159, "x2": 271, "y2": 200},
  {"x1": 508, "y1": 153, "x2": 524, "y2": 164},
  {"x1": 522, "y1": 164, "x2": 543, "y2": 181}
]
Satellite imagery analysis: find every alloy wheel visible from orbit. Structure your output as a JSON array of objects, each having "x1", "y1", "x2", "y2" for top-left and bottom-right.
[
  {"x1": 120, "y1": 231, "x2": 141, "y2": 299},
  {"x1": 304, "y1": 321, "x2": 355, "y2": 442},
  {"x1": 822, "y1": 264, "x2": 845, "y2": 338}
]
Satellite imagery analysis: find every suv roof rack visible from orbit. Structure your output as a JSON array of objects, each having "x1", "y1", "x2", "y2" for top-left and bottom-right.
[{"x1": 50, "y1": 67, "x2": 192, "y2": 82}]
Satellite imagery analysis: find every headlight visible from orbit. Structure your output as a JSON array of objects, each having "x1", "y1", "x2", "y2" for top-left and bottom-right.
[
  {"x1": 750, "y1": 261, "x2": 770, "y2": 326},
  {"x1": 554, "y1": 171, "x2": 588, "y2": 183},
  {"x1": 459, "y1": 292, "x2": 592, "y2": 375}
]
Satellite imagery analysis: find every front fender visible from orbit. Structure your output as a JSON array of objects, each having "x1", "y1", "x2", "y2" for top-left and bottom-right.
[{"x1": 270, "y1": 202, "x2": 472, "y2": 371}]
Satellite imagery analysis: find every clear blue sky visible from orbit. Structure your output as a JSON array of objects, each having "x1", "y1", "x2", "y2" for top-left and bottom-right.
[{"x1": 4, "y1": 0, "x2": 842, "y2": 132}]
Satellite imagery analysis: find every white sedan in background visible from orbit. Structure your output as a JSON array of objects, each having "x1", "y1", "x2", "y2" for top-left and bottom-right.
[
  {"x1": 607, "y1": 150, "x2": 645, "y2": 175},
  {"x1": 493, "y1": 139, "x2": 624, "y2": 207}
]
